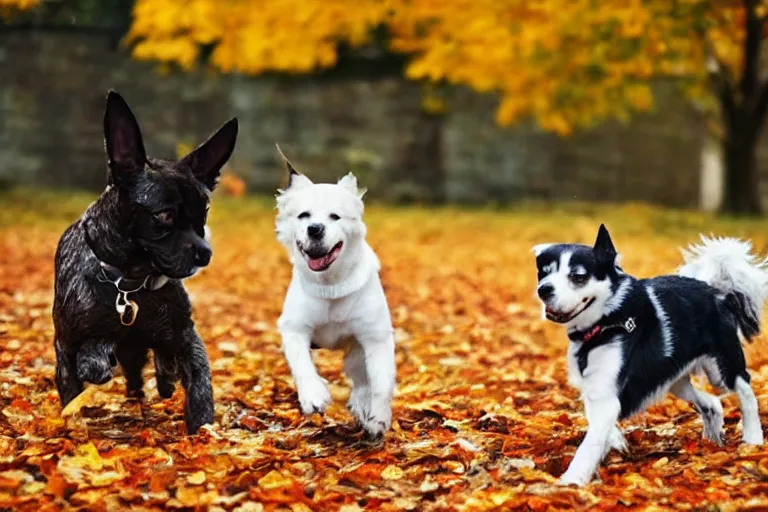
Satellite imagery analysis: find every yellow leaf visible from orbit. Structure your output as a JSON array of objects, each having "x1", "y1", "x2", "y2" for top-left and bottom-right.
[
  {"x1": 381, "y1": 465, "x2": 404, "y2": 480},
  {"x1": 186, "y1": 471, "x2": 207, "y2": 485},
  {"x1": 257, "y1": 470, "x2": 292, "y2": 489}
]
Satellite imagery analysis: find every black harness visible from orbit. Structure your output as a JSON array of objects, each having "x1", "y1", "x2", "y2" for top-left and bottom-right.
[{"x1": 569, "y1": 317, "x2": 637, "y2": 373}]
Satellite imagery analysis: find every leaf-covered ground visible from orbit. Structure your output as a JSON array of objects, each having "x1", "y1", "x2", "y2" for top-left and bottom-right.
[{"x1": 3, "y1": 190, "x2": 768, "y2": 511}]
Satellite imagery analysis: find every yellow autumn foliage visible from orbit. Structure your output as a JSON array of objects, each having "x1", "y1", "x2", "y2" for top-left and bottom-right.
[
  {"x1": 11, "y1": 0, "x2": 762, "y2": 136},
  {"x1": 0, "y1": 0, "x2": 39, "y2": 17},
  {"x1": 0, "y1": 0, "x2": 39, "y2": 8}
]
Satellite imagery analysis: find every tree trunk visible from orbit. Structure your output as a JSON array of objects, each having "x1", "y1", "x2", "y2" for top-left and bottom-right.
[
  {"x1": 721, "y1": 127, "x2": 762, "y2": 215},
  {"x1": 700, "y1": 135, "x2": 723, "y2": 212}
]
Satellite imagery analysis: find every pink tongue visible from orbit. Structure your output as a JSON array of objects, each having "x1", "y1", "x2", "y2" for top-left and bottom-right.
[{"x1": 308, "y1": 255, "x2": 332, "y2": 271}]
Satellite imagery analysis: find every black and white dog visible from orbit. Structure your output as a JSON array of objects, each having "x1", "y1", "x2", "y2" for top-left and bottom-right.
[{"x1": 534, "y1": 224, "x2": 767, "y2": 486}]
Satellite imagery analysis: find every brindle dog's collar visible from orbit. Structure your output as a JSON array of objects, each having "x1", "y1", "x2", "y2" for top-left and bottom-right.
[{"x1": 95, "y1": 260, "x2": 168, "y2": 326}]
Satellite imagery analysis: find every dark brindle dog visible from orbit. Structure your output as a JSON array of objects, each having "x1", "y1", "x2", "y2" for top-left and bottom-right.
[{"x1": 53, "y1": 91, "x2": 238, "y2": 433}]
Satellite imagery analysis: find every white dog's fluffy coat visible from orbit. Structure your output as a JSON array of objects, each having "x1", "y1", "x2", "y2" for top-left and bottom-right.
[{"x1": 275, "y1": 150, "x2": 396, "y2": 437}]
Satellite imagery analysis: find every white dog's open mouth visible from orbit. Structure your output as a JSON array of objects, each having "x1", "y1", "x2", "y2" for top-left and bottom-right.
[
  {"x1": 546, "y1": 297, "x2": 595, "y2": 323},
  {"x1": 299, "y1": 241, "x2": 344, "y2": 272}
]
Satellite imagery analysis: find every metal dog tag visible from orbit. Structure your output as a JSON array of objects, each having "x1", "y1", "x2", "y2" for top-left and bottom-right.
[{"x1": 115, "y1": 292, "x2": 139, "y2": 326}]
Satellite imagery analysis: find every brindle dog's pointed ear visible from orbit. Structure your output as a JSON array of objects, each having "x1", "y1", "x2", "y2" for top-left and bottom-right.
[
  {"x1": 103, "y1": 90, "x2": 147, "y2": 183},
  {"x1": 593, "y1": 224, "x2": 618, "y2": 267},
  {"x1": 179, "y1": 118, "x2": 239, "y2": 191},
  {"x1": 276, "y1": 144, "x2": 313, "y2": 190}
]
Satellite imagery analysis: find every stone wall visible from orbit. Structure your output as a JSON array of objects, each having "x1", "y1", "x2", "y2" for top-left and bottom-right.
[{"x1": 0, "y1": 30, "x2": 715, "y2": 207}]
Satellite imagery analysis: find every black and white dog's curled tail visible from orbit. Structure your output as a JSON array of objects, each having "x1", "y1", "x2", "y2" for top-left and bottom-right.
[{"x1": 679, "y1": 236, "x2": 768, "y2": 341}]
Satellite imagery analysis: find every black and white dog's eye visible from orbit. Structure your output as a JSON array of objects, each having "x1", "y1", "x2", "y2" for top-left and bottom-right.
[
  {"x1": 329, "y1": 213, "x2": 340, "y2": 221},
  {"x1": 569, "y1": 273, "x2": 588, "y2": 284},
  {"x1": 154, "y1": 211, "x2": 175, "y2": 225},
  {"x1": 298, "y1": 211, "x2": 310, "y2": 219}
]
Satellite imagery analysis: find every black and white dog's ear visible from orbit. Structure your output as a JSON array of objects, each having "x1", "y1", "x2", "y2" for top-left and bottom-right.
[
  {"x1": 179, "y1": 118, "x2": 239, "y2": 191},
  {"x1": 594, "y1": 224, "x2": 618, "y2": 266},
  {"x1": 532, "y1": 243, "x2": 554, "y2": 257},
  {"x1": 103, "y1": 90, "x2": 146, "y2": 182},
  {"x1": 276, "y1": 144, "x2": 313, "y2": 190}
]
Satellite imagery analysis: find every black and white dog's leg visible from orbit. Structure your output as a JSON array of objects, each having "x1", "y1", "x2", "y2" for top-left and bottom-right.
[
  {"x1": 55, "y1": 338, "x2": 84, "y2": 406},
  {"x1": 670, "y1": 376, "x2": 724, "y2": 444},
  {"x1": 343, "y1": 343, "x2": 370, "y2": 425},
  {"x1": 116, "y1": 344, "x2": 147, "y2": 399},
  {"x1": 711, "y1": 350, "x2": 763, "y2": 445},
  {"x1": 281, "y1": 330, "x2": 331, "y2": 414},
  {"x1": 559, "y1": 395, "x2": 621, "y2": 486},
  {"x1": 588, "y1": 398, "x2": 627, "y2": 458},
  {"x1": 178, "y1": 327, "x2": 214, "y2": 434},
  {"x1": 75, "y1": 340, "x2": 116, "y2": 385},
  {"x1": 733, "y1": 375, "x2": 763, "y2": 445},
  {"x1": 359, "y1": 332, "x2": 396, "y2": 437},
  {"x1": 153, "y1": 349, "x2": 179, "y2": 399},
  {"x1": 605, "y1": 426, "x2": 628, "y2": 456}
]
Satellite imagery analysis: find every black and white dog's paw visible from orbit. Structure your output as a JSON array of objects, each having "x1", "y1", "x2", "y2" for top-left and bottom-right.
[
  {"x1": 608, "y1": 427, "x2": 628, "y2": 453},
  {"x1": 297, "y1": 379, "x2": 332, "y2": 415},
  {"x1": 557, "y1": 470, "x2": 591, "y2": 487}
]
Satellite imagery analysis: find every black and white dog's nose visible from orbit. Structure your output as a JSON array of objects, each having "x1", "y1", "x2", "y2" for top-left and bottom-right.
[
  {"x1": 537, "y1": 284, "x2": 554, "y2": 301},
  {"x1": 307, "y1": 223, "x2": 325, "y2": 240}
]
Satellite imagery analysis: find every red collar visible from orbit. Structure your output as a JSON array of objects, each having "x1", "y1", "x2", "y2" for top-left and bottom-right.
[
  {"x1": 569, "y1": 317, "x2": 637, "y2": 344},
  {"x1": 582, "y1": 325, "x2": 602, "y2": 342}
]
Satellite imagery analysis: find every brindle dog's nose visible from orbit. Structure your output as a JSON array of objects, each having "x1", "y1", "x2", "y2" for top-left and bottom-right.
[
  {"x1": 194, "y1": 245, "x2": 212, "y2": 267},
  {"x1": 307, "y1": 223, "x2": 325, "y2": 240}
]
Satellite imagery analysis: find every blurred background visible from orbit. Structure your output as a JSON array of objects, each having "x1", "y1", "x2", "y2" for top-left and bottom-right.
[{"x1": 2, "y1": 0, "x2": 768, "y2": 215}]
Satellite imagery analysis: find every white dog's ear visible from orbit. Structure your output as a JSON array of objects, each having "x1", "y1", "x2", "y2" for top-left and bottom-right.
[
  {"x1": 276, "y1": 143, "x2": 312, "y2": 190},
  {"x1": 532, "y1": 243, "x2": 553, "y2": 257},
  {"x1": 338, "y1": 172, "x2": 367, "y2": 198}
]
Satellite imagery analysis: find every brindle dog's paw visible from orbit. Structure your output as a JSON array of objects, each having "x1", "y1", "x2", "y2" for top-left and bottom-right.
[
  {"x1": 76, "y1": 348, "x2": 116, "y2": 385},
  {"x1": 157, "y1": 377, "x2": 176, "y2": 399}
]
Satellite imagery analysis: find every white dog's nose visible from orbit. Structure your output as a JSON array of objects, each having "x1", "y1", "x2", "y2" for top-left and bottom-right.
[{"x1": 307, "y1": 223, "x2": 325, "y2": 240}]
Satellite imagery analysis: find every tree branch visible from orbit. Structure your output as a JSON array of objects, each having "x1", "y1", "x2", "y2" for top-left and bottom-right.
[
  {"x1": 741, "y1": 0, "x2": 765, "y2": 101},
  {"x1": 692, "y1": 12, "x2": 738, "y2": 129},
  {"x1": 708, "y1": 55, "x2": 739, "y2": 129}
]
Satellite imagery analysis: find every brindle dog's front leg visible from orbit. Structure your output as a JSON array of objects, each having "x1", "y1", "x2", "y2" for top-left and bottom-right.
[
  {"x1": 55, "y1": 338, "x2": 83, "y2": 406},
  {"x1": 115, "y1": 344, "x2": 147, "y2": 399},
  {"x1": 177, "y1": 326, "x2": 214, "y2": 434},
  {"x1": 153, "y1": 349, "x2": 179, "y2": 399},
  {"x1": 76, "y1": 340, "x2": 116, "y2": 386}
]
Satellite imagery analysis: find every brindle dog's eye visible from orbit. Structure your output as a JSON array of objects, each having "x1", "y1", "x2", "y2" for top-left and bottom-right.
[
  {"x1": 298, "y1": 211, "x2": 310, "y2": 219},
  {"x1": 154, "y1": 211, "x2": 175, "y2": 226},
  {"x1": 329, "y1": 213, "x2": 340, "y2": 221}
]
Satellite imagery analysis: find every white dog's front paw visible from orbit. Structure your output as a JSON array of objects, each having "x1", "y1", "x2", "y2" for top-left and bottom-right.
[
  {"x1": 742, "y1": 429, "x2": 764, "y2": 446},
  {"x1": 557, "y1": 470, "x2": 591, "y2": 487},
  {"x1": 360, "y1": 401, "x2": 391, "y2": 438},
  {"x1": 347, "y1": 386, "x2": 370, "y2": 422},
  {"x1": 297, "y1": 379, "x2": 332, "y2": 415}
]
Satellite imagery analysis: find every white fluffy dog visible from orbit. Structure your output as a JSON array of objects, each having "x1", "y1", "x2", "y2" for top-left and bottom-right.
[{"x1": 274, "y1": 147, "x2": 396, "y2": 437}]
